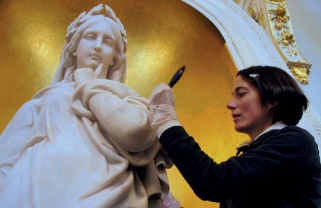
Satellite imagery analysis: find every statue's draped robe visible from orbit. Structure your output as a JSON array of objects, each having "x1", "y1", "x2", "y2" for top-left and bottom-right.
[{"x1": 0, "y1": 80, "x2": 170, "y2": 208}]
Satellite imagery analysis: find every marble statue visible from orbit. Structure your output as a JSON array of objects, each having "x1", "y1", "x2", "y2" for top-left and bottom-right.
[{"x1": 0, "y1": 4, "x2": 177, "y2": 208}]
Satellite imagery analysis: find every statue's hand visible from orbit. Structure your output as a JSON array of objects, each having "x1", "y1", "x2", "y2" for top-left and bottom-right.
[{"x1": 74, "y1": 63, "x2": 104, "y2": 86}]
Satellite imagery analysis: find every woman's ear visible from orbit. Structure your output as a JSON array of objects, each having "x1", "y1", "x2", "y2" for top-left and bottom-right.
[{"x1": 267, "y1": 101, "x2": 278, "y2": 109}]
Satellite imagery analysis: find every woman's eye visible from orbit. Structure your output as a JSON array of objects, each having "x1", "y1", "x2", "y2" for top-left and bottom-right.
[{"x1": 237, "y1": 92, "x2": 246, "y2": 98}]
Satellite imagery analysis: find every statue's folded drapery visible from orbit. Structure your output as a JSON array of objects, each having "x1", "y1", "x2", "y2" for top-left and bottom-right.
[{"x1": 0, "y1": 80, "x2": 171, "y2": 208}]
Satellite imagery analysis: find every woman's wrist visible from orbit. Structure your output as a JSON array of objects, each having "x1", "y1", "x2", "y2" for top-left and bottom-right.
[{"x1": 156, "y1": 120, "x2": 181, "y2": 138}]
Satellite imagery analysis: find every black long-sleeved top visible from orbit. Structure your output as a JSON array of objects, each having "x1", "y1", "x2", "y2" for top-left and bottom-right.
[{"x1": 160, "y1": 125, "x2": 321, "y2": 208}]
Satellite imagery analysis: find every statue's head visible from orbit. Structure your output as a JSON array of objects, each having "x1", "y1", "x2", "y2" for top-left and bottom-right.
[{"x1": 52, "y1": 4, "x2": 128, "y2": 84}]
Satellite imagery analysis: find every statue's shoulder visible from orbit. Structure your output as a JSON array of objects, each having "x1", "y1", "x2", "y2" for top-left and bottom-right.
[{"x1": 32, "y1": 81, "x2": 75, "y2": 99}]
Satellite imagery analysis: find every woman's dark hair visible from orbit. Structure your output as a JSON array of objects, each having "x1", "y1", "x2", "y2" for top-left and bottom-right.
[{"x1": 237, "y1": 65, "x2": 308, "y2": 125}]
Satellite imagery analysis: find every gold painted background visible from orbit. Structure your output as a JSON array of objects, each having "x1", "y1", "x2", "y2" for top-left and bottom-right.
[{"x1": 0, "y1": 0, "x2": 248, "y2": 207}]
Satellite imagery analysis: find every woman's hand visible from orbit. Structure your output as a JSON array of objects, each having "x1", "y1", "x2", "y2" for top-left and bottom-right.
[
  {"x1": 149, "y1": 83, "x2": 179, "y2": 133},
  {"x1": 149, "y1": 83, "x2": 175, "y2": 107}
]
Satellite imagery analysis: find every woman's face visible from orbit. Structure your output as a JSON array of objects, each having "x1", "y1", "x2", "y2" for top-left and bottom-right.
[
  {"x1": 76, "y1": 20, "x2": 116, "y2": 78},
  {"x1": 226, "y1": 75, "x2": 275, "y2": 140}
]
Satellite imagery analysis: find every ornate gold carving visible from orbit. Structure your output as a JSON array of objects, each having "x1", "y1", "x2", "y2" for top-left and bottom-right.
[
  {"x1": 279, "y1": 30, "x2": 294, "y2": 46},
  {"x1": 269, "y1": 4, "x2": 297, "y2": 55},
  {"x1": 269, "y1": 4, "x2": 298, "y2": 56},
  {"x1": 289, "y1": 61, "x2": 310, "y2": 85},
  {"x1": 267, "y1": 0, "x2": 285, "y2": 3},
  {"x1": 233, "y1": 0, "x2": 311, "y2": 84},
  {"x1": 248, "y1": 2, "x2": 266, "y2": 28},
  {"x1": 277, "y1": 30, "x2": 299, "y2": 58},
  {"x1": 266, "y1": 0, "x2": 286, "y2": 5},
  {"x1": 266, "y1": 1, "x2": 311, "y2": 84},
  {"x1": 270, "y1": 4, "x2": 288, "y2": 22},
  {"x1": 268, "y1": 1, "x2": 311, "y2": 84}
]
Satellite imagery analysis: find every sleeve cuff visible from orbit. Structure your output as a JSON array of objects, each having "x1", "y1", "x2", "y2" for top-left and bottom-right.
[{"x1": 156, "y1": 120, "x2": 181, "y2": 138}]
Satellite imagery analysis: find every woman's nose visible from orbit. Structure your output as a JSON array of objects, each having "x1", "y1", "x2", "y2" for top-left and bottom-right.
[{"x1": 226, "y1": 99, "x2": 237, "y2": 110}]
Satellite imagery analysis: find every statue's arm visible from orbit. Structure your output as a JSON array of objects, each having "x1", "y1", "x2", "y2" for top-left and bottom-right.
[{"x1": 71, "y1": 79, "x2": 157, "y2": 152}]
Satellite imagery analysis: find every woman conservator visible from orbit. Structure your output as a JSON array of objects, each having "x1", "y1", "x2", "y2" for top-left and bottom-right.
[{"x1": 149, "y1": 65, "x2": 321, "y2": 208}]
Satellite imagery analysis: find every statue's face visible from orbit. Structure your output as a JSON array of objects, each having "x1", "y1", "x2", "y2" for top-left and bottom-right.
[{"x1": 76, "y1": 20, "x2": 116, "y2": 78}]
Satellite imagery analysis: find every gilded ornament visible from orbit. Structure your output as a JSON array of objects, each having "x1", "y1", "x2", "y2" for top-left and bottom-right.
[
  {"x1": 279, "y1": 30, "x2": 294, "y2": 46},
  {"x1": 274, "y1": 4, "x2": 286, "y2": 16},
  {"x1": 269, "y1": 4, "x2": 289, "y2": 23},
  {"x1": 291, "y1": 50, "x2": 298, "y2": 56},
  {"x1": 266, "y1": 0, "x2": 285, "y2": 3},
  {"x1": 234, "y1": 0, "x2": 312, "y2": 84},
  {"x1": 248, "y1": 2, "x2": 266, "y2": 28},
  {"x1": 289, "y1": 61, "x2": 310, "y2": 84},
  {"x1": 274, "y1": 22, "x2": 283, "y2": 30}
]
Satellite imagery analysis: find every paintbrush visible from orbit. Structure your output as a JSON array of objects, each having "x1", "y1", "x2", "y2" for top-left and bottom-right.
[{"x1": 168, "y1": 65, "x2": 185, "y2": 88}]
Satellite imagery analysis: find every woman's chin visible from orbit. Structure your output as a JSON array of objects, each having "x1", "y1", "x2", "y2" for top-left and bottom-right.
[{"x1": 234, "y1": 125, "x2": 245, "y2": 133}]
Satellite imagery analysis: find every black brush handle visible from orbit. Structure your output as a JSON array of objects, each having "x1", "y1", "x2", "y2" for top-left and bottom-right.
[{"x1": 168, "y1": 66, "x2": 185, "y2": 88}]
